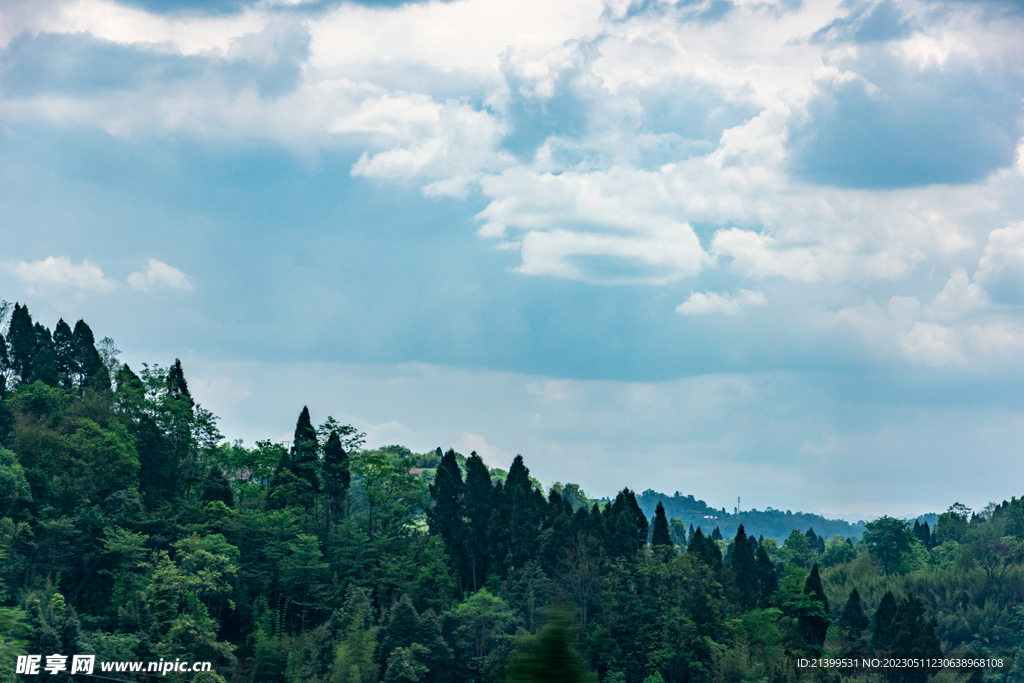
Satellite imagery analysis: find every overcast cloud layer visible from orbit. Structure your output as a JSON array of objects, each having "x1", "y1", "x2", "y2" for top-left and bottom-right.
[{"x1": 1, "y1": 0, "x2": 1023, "y2": 517}]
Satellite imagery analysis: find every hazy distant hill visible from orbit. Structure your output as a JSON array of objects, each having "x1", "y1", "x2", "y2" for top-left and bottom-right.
[{"x1": 634, "y1": 489, "x2": 867, "y2": 542}]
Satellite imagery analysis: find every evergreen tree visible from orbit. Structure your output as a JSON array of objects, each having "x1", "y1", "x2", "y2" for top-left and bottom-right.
[
  {"x1": 7, "y1": 303, "x2": 36, "y2": 383},
  {"x1": 731, "y1": 524, "x2": 758, "y2": 609},
  {"x1": 800, "y1": 563, "x2": 830, "y2": 650},
  {"x1": 29, "y1": 346, "x2": 59, "y2": 387},
  {"x1": 72, "y1": 319, "x2": 108, "y2": 391},
  {"x1": 838, "y1": 587, "x2": 868, "y2": 634},
  {"x1": 200, "y1": 464, "x2": 235, "y2": 506},
  {"x1": 52, "y1": 319, "x2": 74, "y2": 388},
  {"x1": 290, "y1": 406, "x2": 320, "y2": 494},
  {"x1": 378, "y1": 595, "x2": 421, "y2": 670},
  {"x1": 166, "y1": 358, "x2": 194, "y2": 407},
  {"x1": 322, "y1": 430, "x2": 351, "y2": 522},
  {"x1": 688, "y1": 528, "x2": 722, "y2": 572},
  {"x1": 506, "y1": 608, "x2": 591, "y2": 683},
  {"x1": 872, "y1": 591, "x2": 899, "y2": 653},
  {"x1": 0, "y1": 330, "x2": 8, "y2": 397},
  {"x1": 428, "y1": 448, "x2": 465, "y2": 576},
  {"x1": 711, "y1": 526, "x2": 723, "y2": 541},
  {"x1": 889, "y1": 595, "x2": 941, "y2": 683},
  {"x1": 488, "y1": 455, "x2": 544, "y2": 574},
  {"x1": 651, "y1": 502, "x2": 671, "y2": 547},
  {"x1": 463, "y1": 452, "x2": 492, "y2": 591},
  {"x1": 755, "y1": 544, "x2": 778, "y2": 605}
]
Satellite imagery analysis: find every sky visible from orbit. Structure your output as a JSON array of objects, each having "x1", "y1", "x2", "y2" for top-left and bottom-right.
[{"x1": 1, "y1": 0, "x2": 1023, "y2": 519}]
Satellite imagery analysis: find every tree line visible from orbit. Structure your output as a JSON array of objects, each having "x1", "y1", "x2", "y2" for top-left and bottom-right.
[{"x1": 0, "y1": 301, "x2": 1023, "y2": 683}]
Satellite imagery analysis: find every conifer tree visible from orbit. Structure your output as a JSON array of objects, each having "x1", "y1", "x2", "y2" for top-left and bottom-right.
[
  {"x1": 268, "y1": 408, "x2": 320, "y2": 510},
  {"x1": 378, "y1": 595, "x2": 421, "y2": 669},
  {"x1": 53, "y1": 319, "x2": 74, "y2": 388},
  {"x1": 838, "y1": 588, "x2": 868, "y2": 634},
  {"x1": 29, "y1": 344, "x2": 59, "y2": 387},
  {"x1": 166, "y1": 358, "x2": 194, "y2": 406},
  {"x1": 800, "y1": 563, "x2": 830, "y2": 650},
  {"x1": 463, "y1": 452, "x2": 491, "y2": 590},
  {"x1": 72, "y1": 319, "x2": 107, "y2": 391},
  {"x1": 890, "y1": 595, "x2": 941, "y2": 683},
  {"x1": 731, "y1": 525, "x2": 758, "y2": 609},
  {"x1": 7, "y1": 303, "x2": 36, "y2": 383},
  {"x1": 711, "y1": 526, "x2": 723, "y2": 541},
  {"x1": 506, "y1": 608, "x2": 591, "y2": 683},
  {"x1": 872, "y1": 592, "x2": 899, "y2": 653},
  {"x1": 0, "y1": 331, "x2": 8, "y2": 397},
  {"x1": 688, "y1": 528, "x2": 722, "y2": 571},
  {"x1": 428, "y1": 449, "x2": 465, "y2": 574},
  {"x1": 489, "y1": 455, "x2": 544, "y2": 574},
  {"x1": 200, "y1": 464, "x2": 235, "y2": 506},
  {"x1": 322, "y1": 430, "x2": 351, "y2": 522},
  {"x1": 755, "y1": 544, "x2": 778, "y2": 604},
  {"x1": 651, "y1": 502, "x2": 671, "y2": 547}
]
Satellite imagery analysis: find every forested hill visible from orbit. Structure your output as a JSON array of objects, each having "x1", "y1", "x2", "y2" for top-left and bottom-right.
[
  {"x1": 2, "y1": 300, "x2": 1024, "y2": 683},
  {"x1": 633, "y1": 490, "x2": 867, "y2": 543}
]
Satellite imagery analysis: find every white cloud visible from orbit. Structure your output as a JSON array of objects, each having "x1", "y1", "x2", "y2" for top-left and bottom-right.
[
  {"x1": 127, "y1": 259, "x2": 194, "y2": 291},
  {"x1": 453, "y1": 432, "x2": 512, "y2": 468},
  {"x1": 676, "y1": 289, "x2": 768, "y2": 315},
  {"x1": 11, "y1": 256, "x2": 116, "y2": 292}
]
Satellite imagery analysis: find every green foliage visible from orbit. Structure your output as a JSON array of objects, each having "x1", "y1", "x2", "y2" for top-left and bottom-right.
[
  {"x1": 1, "y1": 305, "x2": 1023, "y2": 683},
  {"x1": 651, "y1": 502, "x2": 671, "y2": 547},
  {"x1": 863, "y1": 516, "x2": 917, "y2": 574},
  {"x1": 507, "y1": 609, "x2": 593, "y2": 683}
]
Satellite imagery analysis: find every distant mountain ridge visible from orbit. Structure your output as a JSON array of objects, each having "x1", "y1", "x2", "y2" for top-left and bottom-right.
[{"x1": 633, "y1": 489, "x2": 868, "y2": 542}]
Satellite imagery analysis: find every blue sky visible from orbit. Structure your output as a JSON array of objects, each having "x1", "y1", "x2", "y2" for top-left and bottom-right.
[{"x1": 1, "y1": 0, "x2": 1023, "y2": 518}]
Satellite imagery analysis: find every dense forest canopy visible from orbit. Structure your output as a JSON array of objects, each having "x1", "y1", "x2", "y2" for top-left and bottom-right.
[{"x1": 0, "y1": 301, "x2": 1023, "y2": 683}]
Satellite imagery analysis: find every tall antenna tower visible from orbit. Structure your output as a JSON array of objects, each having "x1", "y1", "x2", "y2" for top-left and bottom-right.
[{"x1": 735, "y1": 496, "x2": 740, "y2": 515}]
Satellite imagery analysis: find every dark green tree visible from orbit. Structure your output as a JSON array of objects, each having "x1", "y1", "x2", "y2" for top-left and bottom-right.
[
  {"x1": 838, "y1": 588, "x2": 868, "y2": 634},
  {"x1": 72, "y1": 319, "x2": 108, "y2": 391},
  {"x1": 463, "y1": 452, "x2": 492, "y2": 590},
  {"x1": 730, "y1": 524, "x2": 758, "y2": 609},
  {"x1": 290, "y1": 406, "x2": 320, "y2": 495},
  {"x1": 863, "y1": 516, "x2": 916, "y2": 574},
  {"x1": 687, "y1": 528, "x2": 722, "y2": 573},
  {"x1": 0, "y1": 330, "x2": 8, "y2": 397},
  {"x1": 322, "y1": 430, "x2": 351, "y2": 522},
  {"x1": 799, "y1": 563, "x2": 830, "y2": 650},
  {"x1": 506, "y1": 608, "x2": 591, "y2": 683},
  {"x1": 651, "y1": 502, "x2": 671, "y2": 547},
  {"x1": 166, "y1": 358, "x2": 193, "y2": 406},
  {"x1": 200, "y1": 464, "x2": 235, "y2": 506},
  {"x1": 29, "y1": 344, "x2": 59, "y2": 387},
  {"x1": 428, "y1": 448, "x2": 465, "y2": 579},
  {"x1": 7, "y1": 303, "x2": 36, "y2": 383},
  {"x1": 378, "y1": 595, "x2": 421, "y2": 669},
  {"x1": 52, "y1": 319, "x2": 74, "y2": 388},
  {"x1": 711, "y1": 526, "x2": 723, "y2": 541},
  {"x1": 872, "y1": 591, "x2": 899, "y2": 653},
  {"x1": 755, "y1": 543, "x2": 778, "y2": 605},
  {"x1": 888, "y1": 595, "x2": 941, "y2": 683}
]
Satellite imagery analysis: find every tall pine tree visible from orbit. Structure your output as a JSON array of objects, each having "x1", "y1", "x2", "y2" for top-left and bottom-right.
[
  {"x1": 463, "y1": 452, "x2": 492, "y2": 590},
  {"x1": 7, "y1": 303, "x2": 36, "y2": 383},
  {"x1": 755, "y1": 544, "x2": 778, "y2": 605},
  {"x1": 731, "y1": 525, "x2": 758, "y2": 609},
  {"x1": 53, "y1": 319, "x2": 74, "y2": 389},
  {"x1": 290, "y1": 406, "x2": 320, "y2": 496},
  {"x1": 71, "y1": 319, "x2": 109, "y2": 391},
  {"x1": 428, "y1": 448, "x2": 465, "y2": 579},
  {"x1": 800, "y1": 563, "x2": 830, "y2": 651},
  {"x1": 651, "y1": 502, "x2": 672, "y2": 547},
  {"x1": 322, "y1": 430, "x2": 351, "y2": 523}
]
